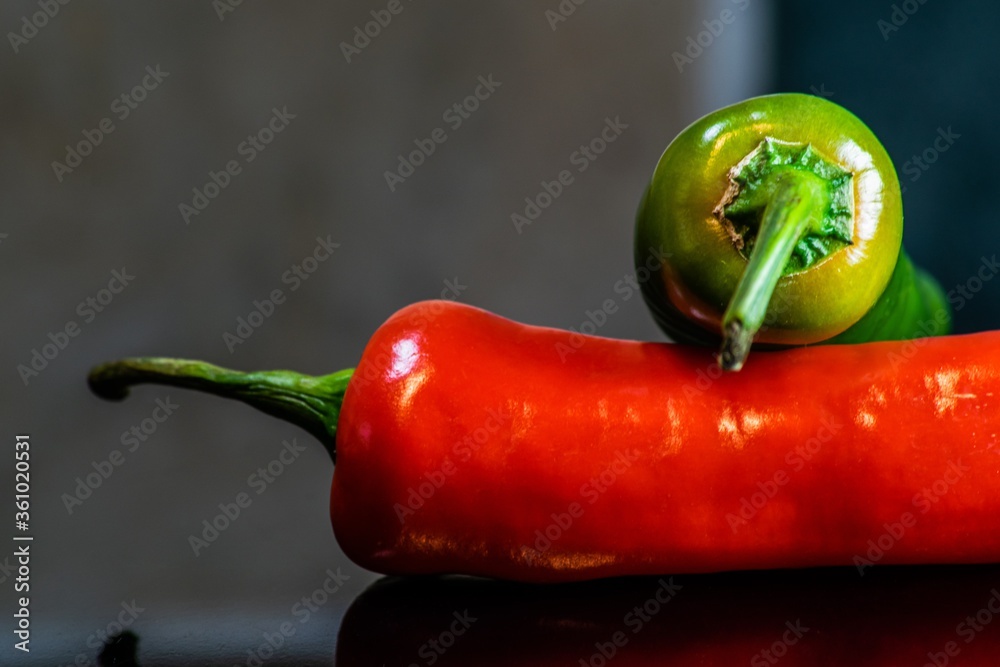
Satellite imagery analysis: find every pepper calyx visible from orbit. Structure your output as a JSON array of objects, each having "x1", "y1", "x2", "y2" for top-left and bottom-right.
[{"x1": 715, "y1": 138, "x2": 854, "y2": 274}]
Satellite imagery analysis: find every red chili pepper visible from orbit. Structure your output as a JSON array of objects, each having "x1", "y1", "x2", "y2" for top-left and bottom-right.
[{"x1": 88, "y1": 300, "x2": 1000, "y2": 582}]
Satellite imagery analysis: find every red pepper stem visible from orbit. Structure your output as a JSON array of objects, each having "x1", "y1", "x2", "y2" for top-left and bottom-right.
[
  {"x1": 87, "y1": 357, "x2": 353, "y2": 462},
  {"x1": 719, "y1": 172, "x2": 821, "y2": 372}
]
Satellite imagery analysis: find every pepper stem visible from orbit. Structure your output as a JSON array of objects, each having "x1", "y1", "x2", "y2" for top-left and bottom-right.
[
  {"x1": 87, "y1": 357, "x2": 353, "y2": 462},
  {"x1": 719, "y1": 172, "x2": 823, "y2": 371}
]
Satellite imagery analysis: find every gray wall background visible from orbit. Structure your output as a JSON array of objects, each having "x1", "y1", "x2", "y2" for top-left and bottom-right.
[{"x1": 1, "y1": 1, "x2": 772, "y2": 663}]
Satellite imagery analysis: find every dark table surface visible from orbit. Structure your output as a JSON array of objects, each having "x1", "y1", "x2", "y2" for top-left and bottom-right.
[{"x1": 23, "y1": 564, "x2": 1000, "y2": 665}]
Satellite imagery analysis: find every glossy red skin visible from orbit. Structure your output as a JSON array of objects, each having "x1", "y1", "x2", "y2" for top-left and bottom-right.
[{"x1": 331, "y1": 300, "x2": 1000, "y2": 582}]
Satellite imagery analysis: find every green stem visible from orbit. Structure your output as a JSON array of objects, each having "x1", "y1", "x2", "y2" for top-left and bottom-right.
[
  {"x1": 719, "y1": 172, "x2": 821, "y2": 371},
  {"x1": 87, "y1": 357, "x2": 353, "y2": 462}
]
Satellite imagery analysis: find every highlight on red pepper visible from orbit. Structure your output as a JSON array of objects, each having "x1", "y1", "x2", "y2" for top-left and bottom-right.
[
  {"x1": 635, "y1": 93, "x2": 950, "y2": 371},
  {"x1": 88, "y1": 300, "x2": 1000, "y2": 583}
]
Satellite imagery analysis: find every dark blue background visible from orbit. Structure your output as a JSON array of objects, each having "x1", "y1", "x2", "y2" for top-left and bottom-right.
[{"x1": 778, "y1": 0, "x2": 1000, "y2": 333}]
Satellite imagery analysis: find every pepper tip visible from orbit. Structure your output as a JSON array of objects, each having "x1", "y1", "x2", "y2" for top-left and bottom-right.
[
  {"x1": 719, "y1": 321, "x2": 751, "y2": 372},
  {"x1": 87, "y1": 363, "x2": 132, "y2": 401}
]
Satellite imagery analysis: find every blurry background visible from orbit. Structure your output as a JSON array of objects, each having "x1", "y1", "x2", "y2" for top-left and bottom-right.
[{"x1": 0, "y1": 0, "x2": 996, "y2": 663}]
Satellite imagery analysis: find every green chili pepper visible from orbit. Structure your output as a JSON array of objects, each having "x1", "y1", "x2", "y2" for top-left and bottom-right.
[{"x1": 635, "y1": 93, "x2": 950, "y2": 371}]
